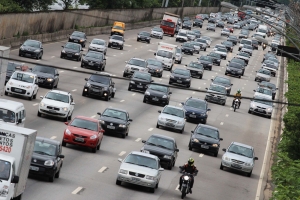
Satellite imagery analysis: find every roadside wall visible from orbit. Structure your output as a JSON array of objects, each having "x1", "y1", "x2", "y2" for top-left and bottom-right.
[{"x1": 0, "y1": 6, "x2": 229, "y2": 48}]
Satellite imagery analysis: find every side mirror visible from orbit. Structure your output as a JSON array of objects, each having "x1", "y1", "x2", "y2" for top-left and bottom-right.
[
  {"x1": 205, "y1": 88, "x2": 208, "y2": 90},
  {"x1": 142, "y1": 140, "x2": 146, "y2": 143},
  {"x1": 222, "y1": 148, "x2": 226, "y2": 152},
  {"x1": 71, "y1": 102, "x2": 75, "y2": 105},
  {"x1": 64, "y1": 122, "x2": 69, "y2": 125},
  {"x1": 40, "y1": 96, "x2": 43, "y2": 99},
  {"x1": 253, "y1": 90, "x2": 256, "y2": 92},
  {"x1": 61, "y1": 46, "x2": 64, "y2": 48},
  {"x1": 231, "y1": 83, "x2": 233, "y2": 85},
  {"x1": 276, "y1": 88, "x2": 278, "y2": 90},
  {"x1": 151, "y1": 80, "x2": 154, "y2": 82},
  {"x1": 11, "y1": 176, "x2": 19, "y2": 184},
  {"x1": 40, "y1": 47, "x2": 43, "y2": 50},
  {"x1": 58, "y1": 155, "x2": 65, "y2": 158},
  {"x1": 191, "y1": 131, "x2": 194, "y2": 133},
  {"x1": 175, "y1": 149, "x2": 179, "y2": 152},
  {"x1": 207, "y1": 108, "x2": 211, "y2": 111},
  {"x1": 125, "y1": 61, "x2": 127, "y2": 63},
  {"x1": 220, "y1": 138, "x2": 223, "y2": 141},
  {"x1": 17, "y1": 119, "x2": 22, "y2": 124},
  {"x1": 118, "y1": 158, "x2": 122, "y2": 163},
  {"x1": 158, "y1": 110, "x2": 161, "y2": 113},
  {"x1": 226, "y1": 64, "x2": 228, "y2": 66},
  {"x1": 112, "y1": 82, "x2": 115, "y2": 85},
  {"x1": 254, "y1": 157, "x2": 258, "y2": 160},
  {"x1": 210, "y1": 79, "x2": 213, "y2": 81},
  {"x1": 56, "y1": 74, "x2": 59, "y2": 76},
  {"x1": 159, "y1": 168, "x2": 164, "y2": 171},
  {"x1": 97, "y1": 112, "x2": 101, "y2": 116},
  {"x1": 169, "y1": 92, "x2": 172, "y2": 94},
  {"x1": 128, "y1": 119, "x2": 133, "y2": 122},
  {"x1": 81, "y1": 49, "x2": 83, "y2": 51},
  {"x1": 154, "y1": 53, "x2": 156, "y2": 56}
]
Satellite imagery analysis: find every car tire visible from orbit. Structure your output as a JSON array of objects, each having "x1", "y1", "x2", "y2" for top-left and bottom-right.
[
  {"x1": 143, "y1": 98, "x2": 146, "y2": 103},
  {"x1": 156, "y1": 123, "x2": 159, "y2": 129},
  {"x1": 128, "y1": 86, "x2": 131, "y2": 91},
  {"x1": 188, "y1": 142, "x2": 192, "y2": 151},
  {"x1": 33, "y1": 92, "x2": 37, "y2": 99},
  {"x1": 64, "y1": 115, "x2": 68, "y2": 122},
  {"x1": 120, "y1": 46, "x2": 123, "y2": 50},
  {"x1": 180, "y1": 126, "x2": 184, "y2": 134},
  {"x1": 92, "y1": 147, "x2": 97, "y2": 153},
  {"x1": 204, "y1": 48, "x2": 206, "y2": 51},
  {"x1": 68, "y1": 112, "x2": 72, "y2": 120},
  {"x1": 37, "y1": 111, "x2": 41, "y2": 117},
  {"x1": 202, "y1": 118, "x2": 207, "y2": 124},
  {"x1": 137, "y1": 38, "x2": 139, "y2": 42},
  {"x1": 105, "y1": 94, "x2": 110, "y2": 101},
  {"x1": 97, "y1": 142, "x2": 101, "y2": 150},
  {"x1": 121, "y1": 133, "x2": 126, "y2": 139},
  {"x1": 167, "y1": 162, "x2": 173, "y2": 170},
  {"x1": 178, "y1": 60, "x2": 181, "y2": 64},
  {"x1": 222, "y1": 102, "x2": 226, "y2": 106},
  {"x1": 111, "y1": 92, "x2": 115, "y2": 98},
  {"x1": 116, "y1": 179, "x2": 121, "y2": 185},
  {"x1": 214, "y1": 152, "x2": 218, "y2": 157},
  {"x1": 55, "y1": 168, "x2": 61, "y2": 178},
  {"x1": 209, "y1": 67, "x2": 212, "y2": 71},
  {"x1": 239, "y1": 76, "x2": 241, "y2": 78},
  {"x1": 62, "y1": 140, "x2": 66, "y2": 147},
  {"x1": 108, "y1": 44, "x2": 111, "y2": 48},
  {"x1": 220, "y1": 163, "x2": 224, "y2": 170},
  {"x1": 225, "y1": 72, "x2": 228, "y2": 75},
  {"x1": 247, "y1": 170, "x2": 252, "y2": 177},
  {"x1": 54, "y1": 81, "x2": 58, "y2": 88},
  {"x1": 4, "y1": 91, "x2": 8, "y2": 96},
  {"x1": 77, "y1": 56, "x2": 81, "y2": 62},
  {"x1": 200, "y1": 75, "x2": 203, "y2": 79},
  {"x1": 49, "y1": 173, "x2": 55, "y2": 182},
  {"x1": 191, "y1": 52, "x2": 193, "y2": 55},
  {"x1": 28, "y1": 94, "x2": 33, "y2": 101},
  {"x1": 149, "y1": 188, "x2": 155, "y2": 193}
]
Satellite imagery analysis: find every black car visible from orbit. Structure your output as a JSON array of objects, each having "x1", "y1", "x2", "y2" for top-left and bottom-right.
[
  {"x1": 82, "y1": 73, "x2": 116, "y2": 101},
  {"x1": 225, "y1": 62, "x2": 244, "y2": 78},
  {"x1": 141, "y1": 134, "x2": 179, "y2": 170},
  {"x1": 192, "y1": 30, "x2": 201, "y2": 38},
  {"x1": 5, "y1": 62, "x2": 27, "y2": 85},
  {"x1": 258, "y1": 81, "x2": 278, "y2": 100},
  {"x1": 32, "y1": 65, "x2": 59, "y2": 89},
  {"x1": 98, "y1": 108, "x2": 132, "y2": 138},
  {"x1": 60, "y1": 42, "x2": 83, "y2": 61},
  {"x1": 146, "y1": 58, "x2": 163, "y2": 78},
  {"x1": 128, "y1": 71, "x2": 153, "y2": 92},
  {"x1": 169, "y1": 68, "x2": 191, "y2": 88},
  {"x1": 19, "y1": 39, "x2": 43, "y2": 60},
  {"x1": 198, "y1": 56, "x2": 213, "y2": 70},
  {"x1": 68, "y1": 31, "x2": 87, "y2": 47},
  {"x1": 182, "y1": 97, "x2": 211, "y2": 124},
  {"x1": 81, "y1": 51, "x2": 106, "y2": 71},
  {"x1": 29, "y1": 137, "x2": 64, "y2": 182},
  {"x1": 207, "y1": 52, "x2": 221, "y2": 66},
  {"x1": 221, "y1": 41, "x2": 233, "y2": 52},
  {"x1": 193, "y1": 19, "x2": 203, "y2": 28},
  {"x1": 182, "y1": 21, "x2": 192, "y2": 30},
  {"x1": 189, "y1": 124, "x2": 223, "y2": 157},
  {"x1": 208, "y1": 18, "x2": 216, "y2": 23},
  {"x1": 137, "y1": 31, "x2": 151, "y2": 43},
  {"x1": 183, "y1": 17, "x2": 190, "y2": 22},
  {"x1": 181, "y1": 42, "x2": 194, "y2": 55},
  {"x1": 216, "y1": 21, "x2": 225, "y2": 28},
  {"x1": 143, "y1": 84, "x2": 171, "y2": 106},
  {"x1": 252, "y1": 39, "x2": 259, "y2": 50},
  {"x1": 185, "y1": 61, "x2": 204, "y2": 79},
  {"x1": 231, "y1": 58, "x2": 247, "y2": 69},
  {"x1": 211, "y1": 76, "x2": 233, "y2": 94}
]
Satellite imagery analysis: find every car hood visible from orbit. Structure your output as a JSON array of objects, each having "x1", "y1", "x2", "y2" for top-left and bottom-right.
[
  {"x1": 143, "y1": 144, "x2": 173, "y2": 156},
  {"x1": 126, "y1": 64, "x2": 144, "y2": 69},
  {"x1": 33, "y1": 71, "x2": 54, "y2": 78},
  {"x1": 177, "y1": 35, "x2": 187, "y2": 38},
  {"x1": 213, "y1": 82, "x2": 230, "y2": 88},
  {"x1": 184, "y1": 105, "x2": 206, "y2": 114},
  {"x1": 194, "y1": 134, "x2": 219, "y2": 144},
  {"x1": 68, "y1": 126, "x2": 98, "y2": 136},
  {"x1": 207, "y1": 89, "x2": 226, "y2": 96},
  {"x1": 251, "y1": 101, "x2": 272, "y2": 109},
  {"x1": 32, "y1": 153, "x2": 56, "y2": 162},
  {"x1": 147, "y1": 89, "x2": 165, "y2": 97},
  {"x1": 254, "y1": 92, "x2": 272, "y2": 100},
  {"x1": 41, "y1": 98, "x2": 70, "y2": 107},
  {"x1": 64, "y1": 47, "x2": 79, "y2": 53},
  {"x1": 89, "y1": 43, "x2": 106, "y2": 49},
  {"x1": 225, "y1": 152, "x2": 254, "y2": 163},
  {"x1": 214, "y1": 50, "x2": 226, "y2": 55},
  {"x1": 159, "y1": 113, "x2": 184, "y2": 122},
  {"x1": 151, "y1": 31, "x2": 163, "y2": 35},
  {"x1": 120, "y1": 163, "x2": 158, "y2": 176}
]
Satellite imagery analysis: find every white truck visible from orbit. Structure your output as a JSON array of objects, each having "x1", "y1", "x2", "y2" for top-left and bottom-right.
[
  {"x1": 0, "y1": 46, "x2": 10, "y2": 96},
  {"x1": 256, "y1": 25, "x2": 268, "y2": 38},
  {"x1": 0, "y1": 123, "x2": 37, "y2": 200},
  {"x1": 154, "y1": 42, "x2": 177, "y2": 70}
]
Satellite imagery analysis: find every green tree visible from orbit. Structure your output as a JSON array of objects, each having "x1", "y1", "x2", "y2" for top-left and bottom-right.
[
  {"x1": 12, "y1": 0, "x2": 56, "y2": 11},
  {"x1": 0, "y1": 0, "x2": 24, "y2": 12}
]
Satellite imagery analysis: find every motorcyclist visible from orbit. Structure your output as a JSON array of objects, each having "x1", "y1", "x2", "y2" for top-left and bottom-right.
[
  {"x1": 179, "y1": 158, "x2": 198, "y2": 194},
  {"x1": 232, "y1": 89, "x2": 242, "y2": 108},
  {"x1": 262, "y1": 43, "x2": 266, "y2": 50}
]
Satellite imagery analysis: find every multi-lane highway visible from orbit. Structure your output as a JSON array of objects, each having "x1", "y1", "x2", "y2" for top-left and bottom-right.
[{"x1": 6, "y1": 18, "x2": 280, "y2": 200}]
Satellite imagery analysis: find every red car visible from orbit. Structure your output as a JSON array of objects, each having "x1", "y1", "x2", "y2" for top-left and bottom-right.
[
  {"x1": 62, "y1": 116, "x2": 104, "y2": 153},
  {"x1": 226, "y1": 26, "x2": 234, "y2": 33}
]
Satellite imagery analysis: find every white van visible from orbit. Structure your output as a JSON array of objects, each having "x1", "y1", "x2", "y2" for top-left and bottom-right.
[{"x1": 0, "y1": 99, "x2": 26, "y2": 127}]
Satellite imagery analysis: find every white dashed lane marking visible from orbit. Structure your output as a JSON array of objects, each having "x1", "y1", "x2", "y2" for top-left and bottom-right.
[
  {"x1": 199, "y1": 153, "x2": 204, "y2": 157},
  {"x1": 175, "y1": 185, "x2": 180, "y2": 191},
  {"x1": 73, "y1": 67, "x2": 77, "y2": 69},
  {"x1": 59, "y1": 71, "x2": 64, "y2": 73},
  {"x1": 226, "y1": 114, "x2": 229, "y2": 117},
  {"x1": 148, "y1": 128, "x2": 153, "y2": 131},
  {"x1": 33, "y1": 103, "x2": 38, "y2": 106},
  {"x1": 135, "y1": 138, "x2": 141, "y2": 142},
  {"x1": 132, "y1": 93, "x2": 136, "y2": 96},
  {"x1": 120, "y1": 100, "x2": 125, "y2": 102},
  {"x1": 98, "y1": 166, "x2": 108, "y2": 173},
  {"x1": 72, "y1": 89, "x2": 77, "y2": 92},
  {"x1": 51, "y1": 56, "x2": 55, "y2": 58},
  {"x1": 50, "y1": 136, "x2": 57, "y2": 140},
  {"x1": 119, "y1": 151, "x2": 126, "y2": 156},
  {"x1": 72, "y1": 187, "x2": 84, "y2": 195}
]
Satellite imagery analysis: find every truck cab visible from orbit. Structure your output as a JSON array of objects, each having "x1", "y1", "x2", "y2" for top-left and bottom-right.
[
  {"x1": 111, "y1": 21, "x2": 125, "y2": 36},
  {"x1": 154, "y1": 42, "x2": 178, "y2": 70},
  {"x1": 160, "y1": 12, "x2": 180, "y2": 37}
]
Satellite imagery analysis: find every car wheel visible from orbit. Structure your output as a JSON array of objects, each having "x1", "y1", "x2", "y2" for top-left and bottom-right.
[
  {"x1": 143, "y1": 98, "x2": 146, "y2": 103},
  {"x1": 54, "y1": 81, "x2": 58, "y2": 88},
  {"x1": 111, "y1": 92, "x2": 115, "y2": 98},
  {"x1": 68, "y1": 112, "x2": 72, "y2": 120},
  {"x1": 149, "y1": 187, "x2": 155, "y2": 193},
  {"x1": 137, "y1": 38, "x2": 139, "y2": 42},
  {"x1": 214, "y1": 152, "x2": 218, "y2": 157},
  {"x1": 91, "y1": 147, "x2": 97, "y2": 153},
  {"x1": 55, "y1": 168, "x2": 61, "y2": 178},
  {"x1": 247, "y1": 170, "x2": 252, "y2": 177},
  {"x1": 204, "y1": 48, "x2": 206, "y2": 51},
  {"x1": 178, "y1": 60, "x2": 181, "y2": 64},
  {"x1": 200, "y1": 75, "x2": 203, "y2": 79},
  {"x1": 128, "y1": 86, "x2": 131, "y2": 91},
  {"x1": 209, "y1": 67, "x2": 212, "y2": 71},
  {"x1": 108, "y1": 44, "x2": 111, "y2": 48},
  {"x1": 49, "y1": 173, "x2": 55, "y2": 182},
  {"x1": 77, "y1": 56, "x2": 81, "y2": 62},
  {"x1": 36, "y1": 53, "x2": 40, "y2": 60},
  {"x1": 180, "y1": 126, "x2": 184, "y2": 134},
  {"x1": 121, "y1": 133, "x2": 126, "y2": 139},
  {"x1": 202, "y1": 118, "x2": 207, "y2": 124},
  {"x1": 220, "y1": 163, "x2": 224, "y2": 170},
  {"x1": 4, "y1": 91, "x2": 8, "y2": 96},
  {"x1": 97, "y1": 141, "x2": 101, "y2": 150},
  {"x1": 239, "y1": 76, "x2": 241, "y2": 78},
  {"x1": 156, "y1": 123, "x2": 159, "y2": 129},
  {"x1": 40, "y1": 52, "x2": 43, "y2": 59},
  {"x1": 120, "y1": 46, "x2": 123, "y2": 50},
  {"x1": 116, "y1": 179, "x2": 121, "y2": 185},
  {"x1": 254, "y1": 78, "x2": 257, "y2": 81},
  {"x1": 222, "y1": 102, "x2": 226, "y2": 106},
  {"x1": 248, "y1": 109, "x2": 252, "y2": 114},
  {"x1": 188, "y1": 142, "x2": 192, "y2": 151},
  {"x1": 105, "y1": 94, "x2": 109, "y2": 101},
  {"x1": 64, "y1": 115, "x2": 68, "y2": 122},
  {"x1": 33, "y1": 92, "x2": 37, "y2": 99},
  {"x1": 167, "y1": 161, "x2": 173, "y2": 170},
  {"x1": 37, "y1": 111, "x2": 41, "y2": 117},
  {"x1": 28, "y1": 94, "x2": 33, "y2": 101},
  {"x1": 225, "y1": 72, "x2": 227, "y2": 75}
]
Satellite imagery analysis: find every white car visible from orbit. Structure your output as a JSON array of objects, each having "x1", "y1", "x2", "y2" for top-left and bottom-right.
[
  {"x1": 5, "y1": 71, "x2": 39, "y2": 100},
  {"x1": 88, "y1": 39, "x2": 107, "y2": 55},
  {"x1": 213, "y1": 47, "x2": 227, "y2": 59},
  {"x1": 253, "y1": 87, "x2": 273, "y2": 100},
  {"x1": 150, "y1": 27, "x2": 164, "y2": 39},
  {"x1": 157, "y1": 105, "x2": 186, "y2": 133},
  {"x1": 213, "y1": 44, "x2": 226, "y2": 52},
  {"x1": 255, "y1": 68, "x2": 271, "y2": 82},
  {"x1": 123, "y1": 58, "x2": 149, "y2": 77},
  {"x1": 201, "y1": 36, "x2": 212, "y2": 47},
  {"x1": 221, "y1": 28, "x2": 230, "y2": 36},
  {"x1": 38, "y1": 90, "x2": 75, "y2": 122},
  {"x1": 176, "y1": 32, "x2": 188, "y2": 42},
  {"x1": 175, "y1": 48, "x2": 183, "y2": 64}
]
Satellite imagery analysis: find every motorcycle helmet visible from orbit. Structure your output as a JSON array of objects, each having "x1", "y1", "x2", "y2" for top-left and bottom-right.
[
  {"x1": 237, "y1": 89, "x2": 241, "y2": 94},
  {"x1": 188, "y1": 158, "x2": 194, "y2": 166}
]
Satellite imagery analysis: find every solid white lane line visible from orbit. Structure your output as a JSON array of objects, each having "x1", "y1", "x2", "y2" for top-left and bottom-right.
[
  {"x1": 33, "y1": 103, "x2": 38, "y2": 106},
  {"x1": 50, "y1": 136, "x2": 57, "y2": 140},
  {"x1": 59, "y1": 71, "x2": 64, "y2": 73},
  {"x1": 193, "y1": 92, "x2": 195, "y2": 94},
  {"x1": 203, "y1": 83, "x2": 206, "y2": 85},
  {"x1": 113, "y1": 55, "x2": 116, "y2": 57},
  {"x1": 91, "y1": 115, "x2": 96, "y2": 118},
  {"x1": 135, "y1": 138, "x2": 141, "y2": 142},
  {"x1": 220, "y1": 122, "x2": 224, "y2": 125},
  {"x1": 132, "y1": 93, "x2": 136, "y2": 96},
  {"x1": 148, "y1": 128, "x2": 153, "y2": 131},
  {"x1": 119, "y1": 151, "x2": 126, "y2": 156},
  {"x1": 72, "y1": 89, "x2": 77, "y2": 92},
  {"x1": 51, "y1": 56, "x2": 55, "y2": 58},
  {"x1": 230, "y1": 107, "x2": 233, "y2": 110},
  {"x1": 73, "y1": 67, "x2": 77, "y2": 69},
  {"x1": 98, "y1": 166, "x2": 107, "y2": 173},
  {"x1": 199, "y1": 154, "x2": 204, "y2": 157},
  {"x1": 175, "y1": 184, "x2": 180, "y2": 190},
  {"x1": 225, "y1": 114, "x2": 229, "y2": 117},
  {"x1": 72, "y1": 187, "x2": 83, "y2": 194},
  {"x1": 120, "y1": 100, "x2": 125, "y2": 102}
]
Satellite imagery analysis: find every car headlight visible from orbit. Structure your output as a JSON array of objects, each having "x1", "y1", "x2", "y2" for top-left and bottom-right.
[
  {"x1": 145, "y1": 91, "x2": 150, "y2": 95},
  {"x1": 40, "y1": 102, "x2": 45, "y2": 107},
  {"x1": 186, "y1": 78, "x2": 190, "y2": 81},
  {"x1": 212, "y1": 144, "x2": 218, "y2": 147},
  {"x1": 119, "y1": 124, "x2": 126, "y2": 128},
  {"x1": 44, "y1": 160, "x2": 54, "y2": 166},
  {"x1": 163, "y1": 155, "x2": 172, "y2": 159},
  {"x1": 130, "y1": 81, "x2": 135, "y2": 84},
  {"x1": 217, "y1": 59, "x2": 220, "y2": 61},
  {"x1": 80, "y1": 39, "x2": 83, "y2": 42},
  {"x1": 177, "y1": 120, "x2": 184, "y2": 125},
  {"x1": 62, "y1": 50, "x2": 65, "y2": 53},
  {"x1": 146, "y1": 175, "x2": 155, "y2": 180},
  {"x1": 147, "y1": 37, "x2": 150, "y2": 40},
  {"x1": 89, "y1": 46, "x2": 95, "y2": 49},
  {"x1": 226, "y1": 67, "x2": 231, "y2": 71},
  {"x1": 162, "y1": 95, "x2": 167, "y2": 98},
  {"x1": 193, "y1": 138, "x2": 199, "y2": 142},
  {"x1": 34, "y1": 49, "x2": 40, "y2": 52},
  {"x1": 47, "y1": 78, "x2": 53, "y2": 82},
  {"x1": 266, "y1": 108, "x2": 272, "y2": 112},
  {"x1": 75, "y1": 53, "x2": 79, "y2": 55},
  {"x1": 90, "y1": 135, "x2": 97, "y2": 139},
  {"x1": 224, "y1": 156, "x2": 231, "y2": 161},
  {"x1": 0, "y1": 185, "x2": 9, "y2": 197},
  {"x1": 158, "y1": 116, "x2": 166, "y2": 121},
  {"x1": 200, "y1": 113, "x2": 206, "y2": 116},
  {"x1": 65, "y1": 128, "x2": 71, "y2": 135},
  {"x1": 119, "y1": 169, "x2": 128, "y2": 174},
  {"x1": 86, "y1": 82, "x2": 91, "y2": 87},
  {"x1": 170, "y1": 75, "x2": 174, "y2": 78},
  {"x1": 245, "y1": 162, "x2": 253, "y2": 166},
  {"x1": 99, "y1": 120, "x2": 105, "y2": 124},
  {"x1": 63, "y1": 107, "x2": 68, "y2": 112}
]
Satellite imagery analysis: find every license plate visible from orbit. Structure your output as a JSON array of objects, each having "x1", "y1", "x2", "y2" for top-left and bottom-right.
[
  {"x1": 132, "y1": 177, "x2": 140, "y2": 181},
  {"x1": 231, "y1": 163, "x2": 242, "y2": 169},
  {"x1": 177, "y1": 80, "x2": 182, "y2": 83},
  {"x1": 258, "y1": 109, "x2": 264, "y2": 112},
  {"x1": 107, "y1": 125, "x2": 115, "y2": 129},
  {"x1": 201, "y1": 145, "x2": 209, "y2": 149},
  {"x1": 75, "y1": 137, "x2": 84, "y2": 142},
  {"x1": 74, "y1": 40, "x2": 78, "y2": 42},
  {"x1": 30, "y1": 166, "x2": 39, "y2": 171},
  {"x1": 38, "y1": 79, "x2": 44, "y2": 83},
  {"x1": 14, "y1": 88, "x2": 22, "y2": 93},
  {"x1": 93, "y1": 89, "x2": 100, "y2": 92},
  {"x1": 49, "y1": 109, "x2": 57, "y2": 113},
  {"x1": 89, "y1": 63, "x2": 94, "y2": 66},
  {"x1": 113, "y1": 43, "x2": 118, "y2": 46},
  {"x1": 67, "y1": 54, "x2": 72, "y2": 57},
  {"x1": 189, "y1": 114, "x2": 196, "y2": 118},
  {"x1": 166, "y1": 123, "x2": 175, "y2": 127},
  {"x1": 232, "y1": 72, "x2": 236, "y2": 74},
  {"x1": 137, "y1": 85, "x2": 143, "y2": 88},
  {"x1": 182, "y1": 184, "x2": 187, "y2": 187},
  {"x1": 26, "y1": 53, "x2": 31, "y2": 57},
  {"x1": 152, "y1": 98, "x2": 159, "y2": 101}
]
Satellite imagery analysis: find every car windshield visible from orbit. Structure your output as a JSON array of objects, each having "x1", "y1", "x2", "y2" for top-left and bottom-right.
[
  {"x1": 161, "y1": 20, "x2": 175, "y2": 28},
  {"x1": 173, "y1": 69, "x2": 190, "y2": 76},
  {"x1": 258, "y1": 68, "x2": 271, "y2": 75},
  {"x1": 178, "y1": 32, "x2": 187, "y2": 36},
  {"x1": 228, "y1": 144, "x2": 253, "y2": 158},
  {"x1": 0, "y1": 108, "x2": 16, "y2": 123},
  {"x1": 256, "y1": 87, "x2": 272, "y2": 95},
  {"x1": 208, "y1": 53, "x2": 220, "y2": 58},
  {"x1": 147, "y1": 59, "x2": 162, "y2": 67},
  {"x1": 34, "y1": 140, "x2": 57, "y2": 157},
  {"x1": 102, "y1": 109, "x2": 127, "y2": 120},
  {"x1": 146, "y1": 136, "x2": 174, "y2": 150},
  {"x1": 238, "y1": 52, "x2": 250, "y2": 57},
  {"x1": 23, "y1": 40, "x2": 40, "y2": 48},
  {"x1": 91, "y1": 40, "x2": 105, "y2": 45},
  {"x1": 140, "y1": 32, "x2": 150, "y2": 36},
  {"x1": 148, "y1": 84, "x2": 167, "y2": 93},
  {"x1": 188, "y1": 62, "x2": 203, "y2": 69},
  {"x1": 253, "y1": 99, "x2": 273, "y2": 106},
  {"x1": 244, "y1": 45, "x2": 252, "y2": 50},
  {"x1": 193, "y1": 30, "x2": 201, "y2": 34},
  {"x1": 217, "y1": 48, "x2": 227, "y2": 52},
  {"x1": 200, "y1": 56, "x2": 211, "y2": 62},
  {"x1": 186, "y1": 99, "x2": 206, "y2": 109},
  {"x1": 214, "y1": 77, "x2": 230, "y2": 85},
  {"x1": 252, "y1": 40, "x2": 258, "y2": 44},
  {"x1": 229, "y1": 62, "x2": 243, "y2": 69},
  {"x1": 0, "y1": 160, "x2": 11, "y2": 181},
  {"x1": 176, "y1": 48, "x2": 182, "y2": 53},
  {"x1": 232, "y1": 59, "x2": 244, "y2": 65},
  {"x1": 264, "y1": 60, "x2": 275, "y2": 65},
  {"x1": 11, "y1": 72, "x2": 34, "y2": 83},
  {"x1": 113, "y1": 26, "x2": 123, "y2": 30},
  {"x1": 209, "y1": 85, "x2": 226, "y2": 93},
  {"x1": 183, "y1": 43, "x2": 193, "y2": 48},
  {"x1": 241, "y1": 40, "x2": 252, "y2": 45},
  {"x1": 32, "y1": 65, "x2": 55, "y2": 75},
  {"x1": 124, "y1": 154, "x2": 158, "y2": 169},
  {"x1": 133, "y1": 72, "x2": 151, "y2": 81},
  {"x1": 65, "y1": 43, "x2": 80, "y2": 50},
  {"x1": 153, "y1": 27, "x2": 162, "y2": 32},
  {"x1": 202, "y1": 36, "x2": 210, "y2": 41},
  {"x1": 187, "y1": 31, "x2": 195, "y2": 35},
  {"x1": 70, "y1": 118, "x2": 98, "y2": 131},
  {"x1": 89, "y1": 75, "x2": 110, "y2": 85},
  {"x1": 195, "y1": 126, "x2": 219, "y2": 139},
  {"x1": 45, "y1": 92, "x2": 69, "y2": 103},
  {"x1": 71, "y1": 32, "x2": 85, "y2": 37},
  {"x1": 86, "y1": 52, "x2": 103, "y2": 59},
  {"x1": 7, "y1": 62, "x2": 21, "y2": 72},
  {"x1": 157, "y1": 50, "x2": 172, "y2": 58},
  {"x1": 111, "y1": 35, "x2": 123, "y2": 41},
  {"x1": 128, "y1": 59, "x2": 147, "y2": 67},
  {"x1": 162, "y1": 106, "x2": 184, "y2": 118}
]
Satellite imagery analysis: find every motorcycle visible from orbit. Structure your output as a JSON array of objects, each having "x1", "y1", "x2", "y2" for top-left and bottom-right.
[
  {"x1": 233, "y1": 99, "x2": 240, "y2": 112},
  {"x1": 262, "y1": 44, "x2": 266, "y2": 50},
  {"x1": 179, "y1": 167, "x2": 198, "y2": 199}
]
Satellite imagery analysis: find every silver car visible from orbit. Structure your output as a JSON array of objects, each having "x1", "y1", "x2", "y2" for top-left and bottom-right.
[
  {"x1": 157, "y1": 105, "x2": 186, "y2": 133},
  {"x1": 221, "y1": 28, "x2": 230, "y2": 36},
  {"x1": 255, "y1": 68, "x2": 271, "y2": 82},
  {"x1": 108, "y1": 35, "x2": 124, "y2": 50},
  {"x1": 185, "y1": 61, "x2": 204, "y2": 79},
  {"x1": 150, "y1": 27, "x2": 164, "y2": 39},
  {"x1": 205, "y1": 84, "x2": 227, "y2": 106},
  {"x1": 88, "y1": 39, "x2": 107, "y2": 55},
  {"x1": 248, "y1": 98, "x2": 273, "y2": 118},
  {"x1": 240, "y1": 44, "x2": 253, "y2": 56},
  {"x1": 220, "y1": 142, "x2": 258, "y2": 177},
  {"x1": 187, "y1": 31, "x2": 196, "y2": 41},
  {"x1": 175, "y1": 48, "x2": 183, "y2": 64},
  {"x1": 116, "y1": 151, "x2": 164, "y2": 193},
  {"x1": 253, "y1": 86, "x2": 273, "y2": 100}
]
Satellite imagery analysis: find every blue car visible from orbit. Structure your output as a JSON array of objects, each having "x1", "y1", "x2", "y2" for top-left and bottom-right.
[{"x1": 181, "y1": 97, "x2": 211, "y2": 124}]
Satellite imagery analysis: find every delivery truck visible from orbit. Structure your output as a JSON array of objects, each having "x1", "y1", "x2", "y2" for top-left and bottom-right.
[
  {"x1": 0, "y1": 46, "x2": 10, "y2": 96},
  {"x1": 160, "y1": 12, "x2": 180, "y2": 37},
  {"x1": 0, "y1": 123, "x2": 37, "y2": 200},
  {"x1": 154, "y1": 42, "x2": 178, "y2": 70}
]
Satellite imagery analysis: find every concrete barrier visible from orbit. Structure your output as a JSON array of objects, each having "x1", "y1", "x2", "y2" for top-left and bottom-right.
[{"x1": 0, "y1": 6, "x2": 229, "y2": 48}]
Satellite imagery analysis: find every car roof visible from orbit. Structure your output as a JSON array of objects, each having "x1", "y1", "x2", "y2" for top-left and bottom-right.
[
  {"x1": 231, "y1": 142, "x2": 253, "y2": 149},
  {"x1": 92, "y1": 38, "x2": 105, "y2": 42},
  {"x1": 151, "y1": 134, "x2": 176, "y2": 142},
  {"x1": 36, "y1": 136, "x2": 60, "y2": 145},
  {"x1": 105, "y1": 107, "x2": 127, "y2": 113},
  {"x1": 73, "y1": 31, "x2": 85, "y2": 34},
  {"x1": 130, "y1": 151, "x2": 158, "y2": 159},
  {"x1": 164, "y1": 105, "x2": 184, "y2": 110},
  {"x1": 48, "y1": 90, "x2": 70, "y2": 95},
  {"x1": 91, "y1": 72, "x2": 112, "y2": 78},
  {"x1": 197, "y1": 124, "x2": 219, "y2": 131},
  {"x1": 73, "y1": 115, "x2": 99, "y2": 122}
]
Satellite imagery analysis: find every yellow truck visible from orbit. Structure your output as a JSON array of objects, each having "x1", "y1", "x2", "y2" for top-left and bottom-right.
[{"x1": 111, "y1": 21, "x2": 125, "y2": 36}]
